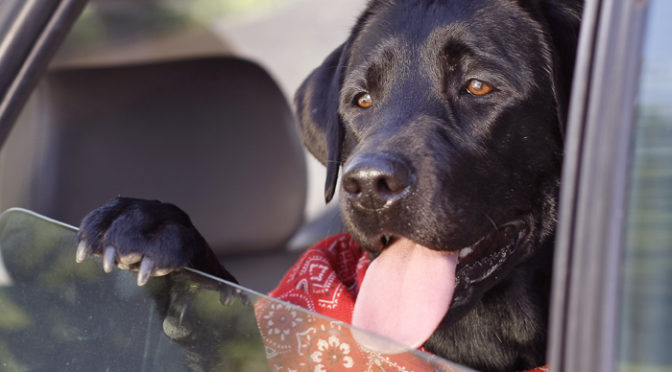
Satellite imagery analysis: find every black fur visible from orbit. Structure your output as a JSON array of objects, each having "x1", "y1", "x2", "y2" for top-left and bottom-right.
[
  {"x1": 78, "y1": 1, "x2": 582, "y2": 371},
  {"x1": 294, "y1": 0, "x2": 581, "y2": 370},
  {"x1": 78, "y1": 197, "x2": 234, "y2": 282}
]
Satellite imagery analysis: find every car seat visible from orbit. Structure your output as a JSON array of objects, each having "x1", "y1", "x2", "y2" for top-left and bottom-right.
[{"x1": 0, "y1": 56, "x2": 309, "y2": 292}]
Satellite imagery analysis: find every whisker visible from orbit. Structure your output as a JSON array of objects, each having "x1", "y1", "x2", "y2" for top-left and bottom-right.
[{"x1": 484, "y1": 214, "x2": 498, "y2": 231}]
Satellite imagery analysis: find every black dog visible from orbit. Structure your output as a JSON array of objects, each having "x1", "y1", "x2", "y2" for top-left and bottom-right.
[{"x1": 77, "y1": 1, "x2": 582, "y2": 371}]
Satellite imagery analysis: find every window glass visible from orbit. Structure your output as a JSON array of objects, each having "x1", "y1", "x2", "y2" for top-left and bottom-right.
[
  {"x1": 0, "y1": 209, "x2": 469, "y2": 371},
  {"x1": 618, "y1": 0, "x2": 672, "y2": 370}
]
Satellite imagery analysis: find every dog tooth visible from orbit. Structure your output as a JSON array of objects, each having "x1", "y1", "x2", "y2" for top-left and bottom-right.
[
  {"x1": 459, "y1": 247, "x2": 473, "y2": 258},
  {"x1": 382, "y1": 235, "x2": 392, "y2": 246}
]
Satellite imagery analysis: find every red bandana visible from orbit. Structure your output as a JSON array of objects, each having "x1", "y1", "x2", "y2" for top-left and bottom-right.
[{"x1": 255, "y1": 233, "x2": 549, "y2": 372}]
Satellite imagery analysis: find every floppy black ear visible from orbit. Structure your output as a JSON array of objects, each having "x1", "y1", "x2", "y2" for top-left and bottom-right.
[
  {"x1": 535, "y1": 0, "x2": 583, "y2": 138},
  {"x1": 294, "y1": 43, "x2": 350, "y2": 203}
]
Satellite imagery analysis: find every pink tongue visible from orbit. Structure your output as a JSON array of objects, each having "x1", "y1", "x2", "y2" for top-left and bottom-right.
[{"x1": 352, "y1": 237, "x2": 458, "y2": 351}]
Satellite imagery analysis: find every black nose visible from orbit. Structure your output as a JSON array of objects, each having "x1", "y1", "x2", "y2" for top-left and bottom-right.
[{"x1": 342, "y1": 153, "x2": 414, "y2": 210}]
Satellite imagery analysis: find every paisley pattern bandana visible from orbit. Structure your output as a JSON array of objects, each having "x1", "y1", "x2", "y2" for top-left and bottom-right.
[{"x1": 255, "y1": 233, "x2": 548, "y2": 372}]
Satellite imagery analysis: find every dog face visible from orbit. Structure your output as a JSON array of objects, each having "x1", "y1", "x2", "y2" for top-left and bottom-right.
[
  {"x1": 295, "y1": 0, "x2": 581, "y2": 369},
  {"x1": 340, "y1": 0, "x2": 563, "y2": 248}
]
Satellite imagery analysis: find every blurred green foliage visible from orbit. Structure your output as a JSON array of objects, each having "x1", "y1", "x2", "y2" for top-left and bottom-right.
[
  {"x1": 62, "y1": 0, "x2": 292, "y2": 51},
  {"x1": 619, "y1": 108, "x2": 672, "y2": 370},
  {"x1": 0, "y1": 210, "x2": 269, "y2": 371}
]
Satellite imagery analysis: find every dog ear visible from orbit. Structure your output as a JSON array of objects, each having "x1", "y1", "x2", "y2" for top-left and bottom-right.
[
  {"x1": 534, "y1": 0, "x2": 583, "y2": 138},
  {"x1": 294, "y1": 43, "x2": 350, "y2": 203}
]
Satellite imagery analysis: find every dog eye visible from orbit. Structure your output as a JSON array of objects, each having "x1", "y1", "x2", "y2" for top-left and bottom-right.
[
  {"x1": 466, "y1": 79, "x2": 494, "y2": 96},
  {"x1": 356, "y1": 93, "x2": 373, "y2": 108}
]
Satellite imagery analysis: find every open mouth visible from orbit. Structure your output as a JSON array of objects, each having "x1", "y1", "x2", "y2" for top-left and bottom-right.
[
  {"x1": 378, "y1": 220, "x2": 527, "y2": 285},
  {"x1": 352, "y1": 220, "x2": 527, "y2": 352},
  {"x1": 453, "y1": 220, "x2": 527, "y2": 285}
]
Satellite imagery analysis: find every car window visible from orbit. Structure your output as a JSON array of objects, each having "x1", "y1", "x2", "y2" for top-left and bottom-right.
[
  {"x1": 0, "y1": 209, "x2": 472, "y2": 372},
  {"x1": 617, "y1": 0, "x2": 672, "y2": 370}
]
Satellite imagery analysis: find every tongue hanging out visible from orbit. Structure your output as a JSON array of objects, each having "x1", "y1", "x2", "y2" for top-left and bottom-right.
[{"x1": 352, "y1": 237, "x2": 459, "y2": 351}]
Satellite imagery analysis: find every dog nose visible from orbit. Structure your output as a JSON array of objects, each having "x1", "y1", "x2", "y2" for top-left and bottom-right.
[{"x1": 342, "y1": 153, "x2": 414, "y2": 210}]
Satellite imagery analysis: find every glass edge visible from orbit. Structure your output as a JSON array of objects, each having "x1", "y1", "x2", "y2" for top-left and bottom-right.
[{"x1": 0, "y1": 207, "x2": 470, "y2": 371}]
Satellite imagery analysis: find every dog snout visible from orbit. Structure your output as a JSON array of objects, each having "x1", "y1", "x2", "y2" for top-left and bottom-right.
[{"x1": 342, "y1": 153, "x2": 414, "y2": 210}]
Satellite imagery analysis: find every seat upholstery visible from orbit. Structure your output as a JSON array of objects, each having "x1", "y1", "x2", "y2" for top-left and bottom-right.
[{"x1": 1, "y1": 57, "x2": 307, "y2": 257}]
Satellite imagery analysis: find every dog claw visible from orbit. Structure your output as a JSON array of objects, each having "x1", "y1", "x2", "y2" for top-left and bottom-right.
[
  {"x1": 103, "y1": 246, "x2": 116, "y2": 273},
  {"x1": 137, "y1": 258, "x2": 154, "y2": 286},
  {"x1": 76, "y1": 241, "x2": 90, "y2": 263}
]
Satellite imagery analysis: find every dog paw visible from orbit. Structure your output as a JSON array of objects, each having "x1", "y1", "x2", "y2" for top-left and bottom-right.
[{"x1": 76, "y1": 197, "x2": 208, "y2": 286}]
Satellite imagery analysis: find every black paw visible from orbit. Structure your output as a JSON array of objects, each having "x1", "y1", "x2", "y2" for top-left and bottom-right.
[{"x1": 76, "y1": 197, "x2": 209, "y2": 286}]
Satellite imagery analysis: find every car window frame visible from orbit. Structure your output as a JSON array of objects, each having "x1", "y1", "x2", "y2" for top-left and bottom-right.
[
  {"x1": 548, "y1": 0, "x2": 651, "y2": 371},
  {"x1": 0, "y1": 0, "x2": 87, "y2": 149}
]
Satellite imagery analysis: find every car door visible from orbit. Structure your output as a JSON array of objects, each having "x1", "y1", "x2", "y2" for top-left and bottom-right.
[{"x1": 548, "y1": 0, "x2": 672, "y2": 371}]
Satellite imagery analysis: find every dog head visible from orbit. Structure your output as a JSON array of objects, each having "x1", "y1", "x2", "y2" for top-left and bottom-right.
[{"x1": 294, "y1": 0, "x2": 581, "y2": 363}]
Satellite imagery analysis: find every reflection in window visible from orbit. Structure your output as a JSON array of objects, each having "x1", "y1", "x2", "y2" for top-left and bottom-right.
[{"x1": 618, "y1": 0, "x2": 672, "y2": 371}]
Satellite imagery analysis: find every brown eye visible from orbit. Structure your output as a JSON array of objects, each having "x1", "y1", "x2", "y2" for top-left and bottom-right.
[
  {"x1": 466, "y1": 79, "x2": 494, "y2": 96},
  {"x1": 356, "y1": 93, "x2": 373, "y2": 108}
]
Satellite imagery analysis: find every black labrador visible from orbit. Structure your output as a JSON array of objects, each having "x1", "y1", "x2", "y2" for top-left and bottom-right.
[{"x1": 76, "y1": 0, "x2": 582, "y2": 371}]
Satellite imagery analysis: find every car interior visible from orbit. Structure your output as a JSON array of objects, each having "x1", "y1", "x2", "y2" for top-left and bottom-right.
[
  {"x1": 0, "y1": 1, "x2": 670, "y2": 371},
  {"x1": 0, "y1": 0, "x2": 350, "y2": 292}
]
